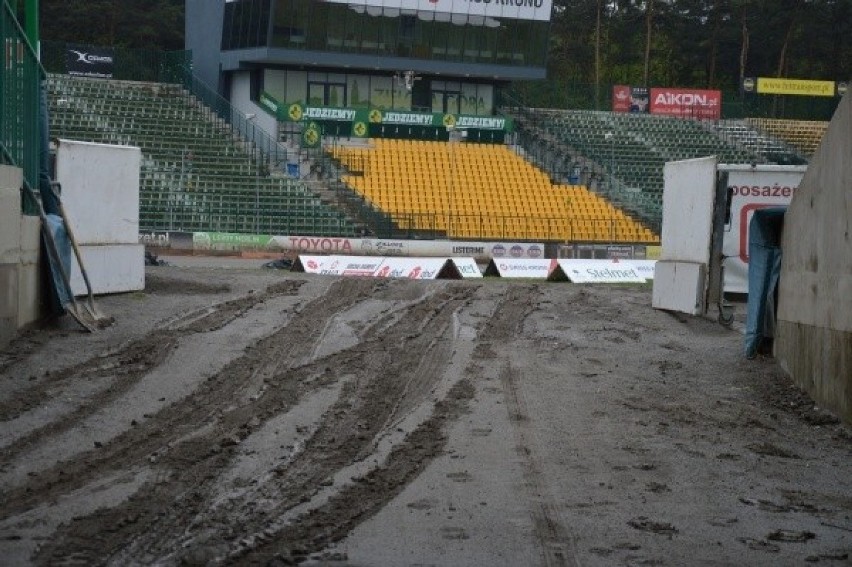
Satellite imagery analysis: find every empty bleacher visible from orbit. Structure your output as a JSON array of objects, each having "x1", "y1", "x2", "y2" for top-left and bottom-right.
[
  {"x1": 333, "y1": 139, "x2": 657, "y2": 243},
  {"x1": 522, "y1": 109, "x2": 770, "y2": 227},
  {"x1": 745, "y1": 118, "x2": 828, "y2": 158},
  {"x1": 46, "y1": 74, "x2": 356, "y2": 236}
]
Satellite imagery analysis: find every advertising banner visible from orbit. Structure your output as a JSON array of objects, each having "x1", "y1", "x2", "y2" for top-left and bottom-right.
[
  {"x1": 324, "y1": 0, "x2": 553, "y2": 22},
  {"x1": 612, "y1": 85, "x2": 631, "y2": 113},
  {"x1": 721, "y1": 166, "x2": 805, "y2": 293},
  {"x1": 271, "y1": 236, "x2": 544, "y2": 261},
  {"x1": 754, "y1": 77, "x2": 836, "y2": 97},
  {"x1": 259, "y1": 94, "x2": 512, "y2": 133},
  {"x1": 66, "y1": 44, "x2": 114, "y2": 78},
  {"x1": 450, "y1": 257, "x2": 483, "y2": 278},
  {"x1": 373, "y1": 258, "x2": 458, "y2": 279},
  {"x1": 483, "y1": 259, "x2": 556, "y2": 279},
  {"x1": 292, "y1": 255, "x2": 466, "y2": 279},
  {"x1": 649, "y1": 88, "x2": 721, "y2": 120},
  {"x1": 552, "y1": 259, "x2": 647, "y2": 284},
  {"x1": 629, "y1": 87, "x2": 649, "y2": 113}
]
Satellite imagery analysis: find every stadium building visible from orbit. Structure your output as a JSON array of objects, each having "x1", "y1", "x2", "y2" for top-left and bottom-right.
[{"x1": 187, "y1": 0, "x2": 550, "y2": 138}]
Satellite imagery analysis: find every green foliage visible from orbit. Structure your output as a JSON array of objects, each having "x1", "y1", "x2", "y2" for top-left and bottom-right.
[{"x1": 40, "y1": 0, "x2": 184, "y2": 49}]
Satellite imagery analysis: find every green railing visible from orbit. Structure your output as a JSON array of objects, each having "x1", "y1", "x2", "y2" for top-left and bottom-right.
[{"x1": 1, "y1": 0, "x2": 44, "y2": 212}]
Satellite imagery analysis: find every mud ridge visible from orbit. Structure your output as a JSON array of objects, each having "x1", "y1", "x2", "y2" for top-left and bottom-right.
[
  {"x1": 0, "y1": 280, "x2": 304, "y2": 426},
  {"x1": 29, "y1": 284, "x2": 474, "y2": 563},
  {"x1": 0, "y1": 278, "x2": 368, "y2": 519}
]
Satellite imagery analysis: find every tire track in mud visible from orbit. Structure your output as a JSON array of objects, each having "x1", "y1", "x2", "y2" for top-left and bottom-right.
[
  {"x1": 0, "y1": 281, "x2": 306, "y2": 471},
  {"x1": 32, "y1": 284, "x2": 476, "y2": 565},
  {"x1": 0, "y1": 280, "x2": 304, "y2": 425},
  {"x1": 0, "y1": 278, "x2": 366, "y2": 519},
  {"x1": 477, "y1": 285, "x2": 579, "y2": 567}
]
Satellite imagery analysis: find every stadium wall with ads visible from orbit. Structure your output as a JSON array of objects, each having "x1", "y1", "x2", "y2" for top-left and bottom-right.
[{"x1": 776, "y1": 92, "x2": 852, "y2": 425}]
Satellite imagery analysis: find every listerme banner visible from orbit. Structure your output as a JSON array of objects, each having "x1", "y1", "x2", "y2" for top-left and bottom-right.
[
  {"x1": 324, "y1": 0, "x2": 553, "y2": 22},
  {"x1": 260, "y1": 92, "x2": 513, "y2": 135}
]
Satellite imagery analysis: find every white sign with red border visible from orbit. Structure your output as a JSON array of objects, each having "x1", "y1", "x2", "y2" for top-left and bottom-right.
[{"x1": 721, "y1": 166, "x2": 805, "y2": 293}]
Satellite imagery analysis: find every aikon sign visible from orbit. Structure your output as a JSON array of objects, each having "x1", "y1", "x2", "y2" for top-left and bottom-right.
[
  {"x1": 326, "y1": 0, "x2": 553, "y2": 22},
  {"x1": 649, "y1": 88, "x2": 721, "y2": 120}
]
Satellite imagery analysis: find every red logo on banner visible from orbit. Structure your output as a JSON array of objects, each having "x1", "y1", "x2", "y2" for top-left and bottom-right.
[
  {"x1": 649, "y1": 88, "x2": 721, "y2": 119},
  {"x1": 612, "y1": 85, "x2": 631, "y2": 113}
]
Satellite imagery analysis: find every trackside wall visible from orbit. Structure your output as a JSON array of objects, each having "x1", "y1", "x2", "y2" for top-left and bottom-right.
[{"x1": 776, "y1": 92, "x2": 852, "y2": 424}]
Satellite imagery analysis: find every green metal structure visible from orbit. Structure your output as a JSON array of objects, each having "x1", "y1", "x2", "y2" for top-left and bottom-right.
[{"x1": 1, "y1": 0, "x2": 44, "y2": 213}]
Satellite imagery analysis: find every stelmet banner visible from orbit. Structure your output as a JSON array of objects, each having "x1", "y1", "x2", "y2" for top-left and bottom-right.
[
  {"x1": 552, "y1": 259, "x2": 647, "y2": 284},
  {"x1": 66, "y1": 44, "x2": 114, "y2": 78}
]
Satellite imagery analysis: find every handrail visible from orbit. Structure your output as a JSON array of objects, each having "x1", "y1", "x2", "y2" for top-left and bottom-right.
[{"x1": 183, "y1": 73, "x2": 288, "y2": 168}]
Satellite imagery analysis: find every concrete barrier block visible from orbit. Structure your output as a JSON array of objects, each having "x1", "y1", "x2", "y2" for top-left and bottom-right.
[
  {"x1": 0, "y1": 167, "x2": 22, "y2": 264},
  {"x1": 17, "y1": 215, "x2": 44, "y2": 328},
  {"x1": 0, "y1": 264, "x2": 19, "y2": 347}
]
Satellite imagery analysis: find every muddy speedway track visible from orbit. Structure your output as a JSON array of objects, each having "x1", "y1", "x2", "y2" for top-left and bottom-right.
[{"x1": 1, "y1": 270, "x2": 850, "y2": 567}]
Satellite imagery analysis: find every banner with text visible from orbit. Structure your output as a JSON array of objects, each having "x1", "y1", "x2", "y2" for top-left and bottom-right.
[
  {"x1": 483, "y1": 258, "x2": 557, "y2": 279},
  {"x1": 325, "y1": 0, "x2": 552, "y2": 22},
  {"x1": 551, "y1": 259, "x2": 647, "y2": 284},
  {"x1": 649, "y1": 87, "x2": 721, "y2": 120},
  {"x1": 67, "y1": 44, "x2": 114, "y2": 78},
  {"x1": 260, "y1": 93, "x2": 513, "y2": 134},
  {"x1": 722, "y1": 167, "x2": 805, "y2": 293}
]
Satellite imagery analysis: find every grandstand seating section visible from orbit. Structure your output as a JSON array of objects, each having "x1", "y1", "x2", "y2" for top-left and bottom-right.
[
  {"x1": 746, "y1": 118, "x2": 828, "y2": 157},
  {"x1": 524, "y1": 109, "x2": 820, "y2": 226},
  {"x1": 333, "y1": 139, "x2": 657, "y2": 243},
  {"x1": 46, "y1": 74, "x2": 355, "y2": 236}
]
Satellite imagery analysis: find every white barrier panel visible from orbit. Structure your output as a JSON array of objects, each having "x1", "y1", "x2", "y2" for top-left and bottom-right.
[
  {"x1": 292, "y1": 255, "x2": 343, "y2": 275},
  {"x1": 552, "y1": 259, "x2": 647, "y2": 283},
  {"x1": 292, "y1": 255, "x2": 468, "y2": 279},
  {"x1": 373, "y1": 257, "x2": 460, "y2": 279},
  {"x1": 483, "y1": 258, "x2": 556, "y2": 278},
  {"x1": 274, "y1": 236, "x2": 545, "y2": 261},
  {"x1": 450, "y1": 257, "x2": 483, "y2": 278},
  {"x1": 631, "y1": 260, "x2": 657, "y2": 280}
]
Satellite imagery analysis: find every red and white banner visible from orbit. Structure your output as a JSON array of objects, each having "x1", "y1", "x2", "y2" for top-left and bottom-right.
[
  {"x1": 484, "y1": 258, "x2": 557, "y2": 279},
  {"x1": 293, "y1": 255, "x2": 482, "y2": 279},
  {"x1": 722, "y1": 166, "x2": 804, "y2": 293},
  {"x1": 274, "y1": 236, "x2": 544, "y2": 261},
  {"x1": 649, "y1": 88, "x2": 721, "y2": 120}
]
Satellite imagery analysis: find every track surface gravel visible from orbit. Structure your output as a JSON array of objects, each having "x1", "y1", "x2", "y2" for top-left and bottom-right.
[{"x1": 1, "y1": 265, "x2": 849, "y2": 566}]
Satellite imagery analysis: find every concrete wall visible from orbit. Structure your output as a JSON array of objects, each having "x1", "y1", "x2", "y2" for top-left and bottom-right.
[
  {"x1": 776, "y1": 92, "x2": 852, "y2": 424},
  {"x1": 185, "y1": 0, "x2": 225, "y2": 92},
  {"x1": 0, "y1": 165, "x2": 44, "y2": 348}
]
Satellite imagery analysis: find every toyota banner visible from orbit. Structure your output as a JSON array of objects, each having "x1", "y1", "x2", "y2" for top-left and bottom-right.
[{"x1": 66, "y1": 44, "x2": 115, "y2": 78}]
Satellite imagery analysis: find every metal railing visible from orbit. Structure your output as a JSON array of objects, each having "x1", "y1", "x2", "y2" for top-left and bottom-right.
[
  {"x1": 1, "y1": 0, "x2": 44, "y2": 212},
  {"x1": 182, "y1": 74, "x2": 288, "y2": 171}
]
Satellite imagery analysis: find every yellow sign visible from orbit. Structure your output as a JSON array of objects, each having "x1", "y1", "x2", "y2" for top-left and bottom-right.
[
  {"x1": 756, "y1": 77, "x2": 836, "y2": 97},
  {"x1": 442, "y1": 114, "x2": 456, "y2": 127},
  {"x1": 352, "y1": 121, "x2": 367, "y2": 137},
  {"x1": 368, "y1": 109, "x2": 383, "y2": 123},
  {"x1": 288, "y1": 103, "x2": 303, "y2": 121}
]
